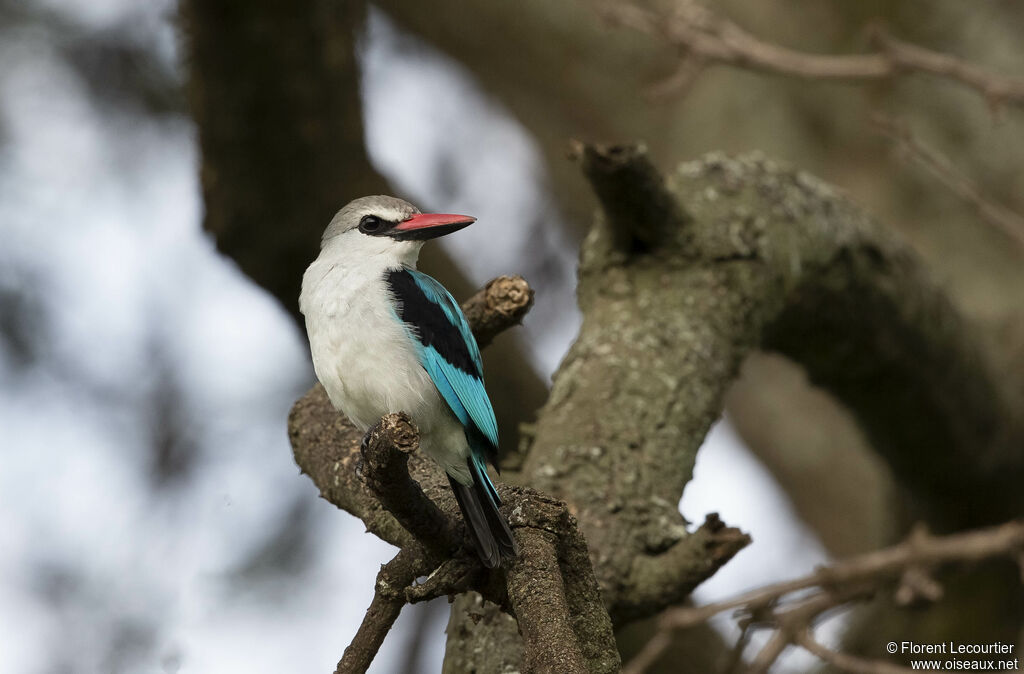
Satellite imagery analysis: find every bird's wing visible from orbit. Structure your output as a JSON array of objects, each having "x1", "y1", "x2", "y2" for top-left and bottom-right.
[{"x1": 384, "y1": 267, "x2": 499, "y2": 452}]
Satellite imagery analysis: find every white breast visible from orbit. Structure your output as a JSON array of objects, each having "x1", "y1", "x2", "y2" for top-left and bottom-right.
[
  {"x1": 301, "y1": 258, "x2": 430, "y2": 428},
  {"x1": 299, "y1": 250, "x2": 472, "y2": 482}
]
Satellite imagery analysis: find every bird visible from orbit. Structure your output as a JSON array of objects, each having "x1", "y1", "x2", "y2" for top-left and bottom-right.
[{"x1": 299, "y1": 195, "x2": 518, "y2": 568}]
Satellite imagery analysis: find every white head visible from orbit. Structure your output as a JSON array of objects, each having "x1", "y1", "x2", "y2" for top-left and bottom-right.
[{"x1": 319, "y1": 195, "x2": 476, "y2": 268}]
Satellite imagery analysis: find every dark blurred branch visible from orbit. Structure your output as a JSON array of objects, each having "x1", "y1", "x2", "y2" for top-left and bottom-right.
[
  {"x1": 601, "y1": 0, "x2": 1024, "y2": 111},
  {"x1": 623, "y1": 519, "x2": 1024, "y2": 673},
  {"x1": 872, "y1": 114, "x2": 1024, "y2": 249},
  {"x1": 180, "y1": 0, "x2": 386, "y2": 321}
]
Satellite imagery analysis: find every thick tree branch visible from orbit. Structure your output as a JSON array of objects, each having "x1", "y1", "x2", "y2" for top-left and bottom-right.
[
  {"x1": 507, "y1": 528, "x2": 589, "y2": 674},
  {"x1": 515, "y1": 144, "x2": 1024, "y2": 634},
  {"x1": 442, "y1": 593, "x2": 523, "y2": 673}
]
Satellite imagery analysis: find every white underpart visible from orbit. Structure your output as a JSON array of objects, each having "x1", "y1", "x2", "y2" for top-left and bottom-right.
[{"x1": 300, "y1": 229, "x2": 473, "y2": 484}]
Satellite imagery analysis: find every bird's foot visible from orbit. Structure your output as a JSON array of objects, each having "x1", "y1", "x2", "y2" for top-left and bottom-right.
[{"x1": 354, "y1": 430, "x2": 373, "y2": 481}]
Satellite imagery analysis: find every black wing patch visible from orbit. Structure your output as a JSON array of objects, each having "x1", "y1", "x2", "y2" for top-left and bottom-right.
[{"x1": 385, "y1": 268, "x2": 479, "y2": 376}]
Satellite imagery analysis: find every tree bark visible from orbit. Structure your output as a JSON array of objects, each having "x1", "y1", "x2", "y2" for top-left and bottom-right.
[{"x1": 290, "y1": 146, "x2": 1024, "y2": 669}]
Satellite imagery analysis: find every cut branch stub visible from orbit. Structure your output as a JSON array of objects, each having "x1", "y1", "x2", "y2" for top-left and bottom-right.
[
  {"x1": 460, "y1": 274, "x2": 535, "y2": 349},
  {"x1": 579, "y1": 143, "x2": 692, "y2": 255}
]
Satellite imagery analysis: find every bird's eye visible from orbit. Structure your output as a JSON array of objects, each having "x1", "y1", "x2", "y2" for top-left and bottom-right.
[{"x1": 359, "y1": 215, "x2": 384, "y2": 233}]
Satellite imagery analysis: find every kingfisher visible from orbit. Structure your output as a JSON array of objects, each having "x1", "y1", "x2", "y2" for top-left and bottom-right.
[{"x1": 299, "y1": 195, "x2": 517, "y2": 568}]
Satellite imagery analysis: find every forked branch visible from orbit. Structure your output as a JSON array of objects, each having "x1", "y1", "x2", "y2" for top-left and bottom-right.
[{"x1": 623, "y1": 520, "x2": 1024, "y2": 674}]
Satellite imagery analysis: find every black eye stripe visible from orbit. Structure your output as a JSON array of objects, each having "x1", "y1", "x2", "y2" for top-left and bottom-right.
[{"x1": 359, "y1": 215, "x2": 395, "y2": 235}]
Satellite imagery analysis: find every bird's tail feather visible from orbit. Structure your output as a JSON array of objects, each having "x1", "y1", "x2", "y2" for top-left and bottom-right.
[{"x1": 448, "y1": 457, "x2": 517, "y2": 568}]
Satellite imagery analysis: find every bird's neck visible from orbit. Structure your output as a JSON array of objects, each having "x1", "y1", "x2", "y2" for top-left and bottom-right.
[
  {"x1": 319, "y1": 236, "x2": 423, "y2": 273},
  {"x1": 301, "y1": 238, "x2": 423, "y2": 319}
]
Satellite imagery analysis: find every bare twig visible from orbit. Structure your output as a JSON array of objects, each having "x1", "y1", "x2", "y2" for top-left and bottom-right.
[
  {"x1": 747, "y1": 630, "x2": 791, "y2": 674},
  {"x1": 796, "y1": 630, "x2": 914, "y2": 674},
  {"x1": 872, "y1": 114, "x2": 1024, "y2": 249},
  {"x1": 622, "y1": 519, "x2": 1024, "y2": 674},
  {"x1": 336, "y1": 548, "x2": 431, "y2": 674},
  {"x1": 600, "y1": 0, "x2": 1024, "y2": 110}
]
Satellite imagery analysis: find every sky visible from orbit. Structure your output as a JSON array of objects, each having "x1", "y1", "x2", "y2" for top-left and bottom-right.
[{"x1": 0, "y1": 2, "x2": 836, "y2": 672}]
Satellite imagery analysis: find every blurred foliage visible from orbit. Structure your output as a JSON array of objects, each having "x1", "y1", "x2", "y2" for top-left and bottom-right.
[{"x1": 0, "y1": 0, "x2": 182, "y2": 117}]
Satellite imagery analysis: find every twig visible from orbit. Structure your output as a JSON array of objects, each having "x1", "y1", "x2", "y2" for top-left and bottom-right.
[
  {"x1": 872, "y1": 114, "x2": 1024, "y2": 249},
  {"x1": 796, "y1": 630, "x2": 914, "y2": 674},
  {"x1": 747, "y1": 630, "x2": 791, "y2": 674},
  {"x1": 336, "y1": 549, "x2": 430, "y2": 674},
  {"x1": 622, "y1": 519, "x2": 1024, "y2": 674},
  {"x1": 600, "y1": 0, "x2": 1024, "y2": 111}
]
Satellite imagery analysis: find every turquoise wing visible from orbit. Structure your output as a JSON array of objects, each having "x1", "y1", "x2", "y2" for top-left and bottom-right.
[{"x1": 384, "y1": 267, "x2": 499, "y2": 451}]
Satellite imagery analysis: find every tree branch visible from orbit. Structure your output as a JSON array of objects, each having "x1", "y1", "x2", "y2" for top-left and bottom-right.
[
  {"x1": 181, "y1": 0, "x2": 387, "y2": 321},
  {"x1": 336, "y1": 548, "x2": 431, "y2": 674},
  {"x1": 516, "y1": 144, "x2": 1024, "y2": 634},
  {"x1": 576, "y1": 143, "x2": 692, "y2": 253},
  {"x1": 795, "y1": 631, "x2": 914, "y2": 674},
  {"x1": 623, "y1": 519, "x2": 1024, "y2": 673},
  {"x1": 506, "y1": 528, "x2": 590, "y2": 674},
  {"x1": 872, "y1": 114, "x2": 1024, "y2": 249},
  {"x1": 600, "y1": 0, "x2": 1024, "y2": 111},
  {"x1": 358, "y1": 413, "x2": 460, "y2": 559},
  {"x1": 458, "y1": 275, "x2": 535, "y2": 349},
  {"x1": 291, "y1": 276, "x2": 621, "y2": 673}
]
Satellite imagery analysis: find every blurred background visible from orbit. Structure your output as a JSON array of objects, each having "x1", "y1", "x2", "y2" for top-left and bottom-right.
[{"x1": 1, "y1": 0, "x2": 1021, "y2": 672}]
